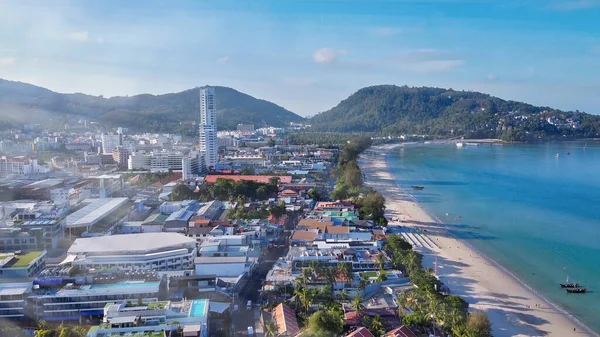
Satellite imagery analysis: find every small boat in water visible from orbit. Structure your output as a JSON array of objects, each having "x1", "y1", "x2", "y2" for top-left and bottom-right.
[
  {"x1": 411, "y1": 186, "x2": 425, "y2": 190},
  {"x1": 560, "y1": 282, "x2": 579, "y2": 288},
  {"x1": 456, "y1": 142, "x2": 464, "y2": 148},
  {"x1": 566, "y1": 287, "x2": 588, "y2": 293},
  {"x1": 465, "y1": 142, "x2": 480, "y2": 146}
]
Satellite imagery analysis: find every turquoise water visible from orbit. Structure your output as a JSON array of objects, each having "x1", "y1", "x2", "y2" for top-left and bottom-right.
[
  {"x1": 190, "y1": 299, "x2": 208, "y2": 317},
  {"x1": 88, "y1": 281, "x2": 160, "y2": 290},
  {"x1": 387, "y1": 142, "x2": 600, "y2": 333}
]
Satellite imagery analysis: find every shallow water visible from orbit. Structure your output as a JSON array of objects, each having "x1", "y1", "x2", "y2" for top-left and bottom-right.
[{"x1": 387, "y1": 142, "x2": 600, "y2": 332}]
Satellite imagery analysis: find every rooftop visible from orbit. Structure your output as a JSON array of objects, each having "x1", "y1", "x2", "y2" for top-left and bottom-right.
[
  {"x1": 68, "y1": 233, "x2": 196, "y2": 255},
  {"x1": 0, "y1": 282, "x2": 31, "y2": 296},
  {"x1": 347, "y1": 327, "x2": 375, "y2": 337},
  {"x1": 0, "y1": 251, "x2": 44, "y2": 268},
  {"x1": 66, "y1": 197, "x2": 129, "y2": 228},
  {"x1": 22, "y1": 179, "x2": 64, "y2": 189},
  {"x1": 194, "y1": 256, "x2": 247, "y2": 264}
]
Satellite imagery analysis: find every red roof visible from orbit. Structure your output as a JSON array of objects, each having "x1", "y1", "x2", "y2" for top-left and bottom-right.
[
  {"x1": 204, "y1": 175, "x2": 292, "y2": 184},
  {"x1": 273, "y1": 303, "x2": 300, "y2": 336},
  {"x1": 346, "y1": 327, "x2": 374, "y2": 337},
  {"x1": 385, "y1": 326, "x2": 417, "y2": 337}
]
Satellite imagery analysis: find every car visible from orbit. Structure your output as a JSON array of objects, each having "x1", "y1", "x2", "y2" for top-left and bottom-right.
[
  {"x1": 246, "y1": 300, "x2": 252, "y2": 310},
  {"x1": 233, "y1": 304, "x2": 239, "y2": 311}
]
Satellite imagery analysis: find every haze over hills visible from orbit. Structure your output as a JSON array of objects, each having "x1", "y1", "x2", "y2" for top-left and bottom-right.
[
  {"x1": 0, "y1": 78, "x2": 304, "y2": 131},
  {"x1": 309, "y1": 85, "x2": 600, "y2": 141}
]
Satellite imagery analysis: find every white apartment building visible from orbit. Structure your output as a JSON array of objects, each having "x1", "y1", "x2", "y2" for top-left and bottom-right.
[
  {"x1": 88, "y1": 299, "x2": 209, "y2": 337},
  {"x1": 87, "y1": 174, "x2": 123, "y2": 198},
  {"x1": 0, "y1": 156, "x2": 40, "y2": 176},
  {"x1": 66, "y1": 233, "x2": 197, "y2": 271},
  {"x1": 182, "y1": 156, "x2": 200, "y2": 180},
  {"x1": 101, "y1": 133, "x2": 122, "y2": 154},
  {"x1": 199, "y1": 87, "x2": 218, "y2": 168},
  {"x1": 29, "y1": 280, "x2": 163, "y2": 322},
  {"x1": 128, "y1": 152, "x2": 152, "y2": 170},
  {"x1": 150, "y1": 152, "x2": 184, "y2": 172}
]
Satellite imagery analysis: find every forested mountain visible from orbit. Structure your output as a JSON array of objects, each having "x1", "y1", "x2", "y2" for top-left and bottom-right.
[
  {"x1": 0, "y1": 78, "x2": 303, "y2": 132},
  {"x1": 309, "y1": 85, "x2": 600, "y2": 140}
]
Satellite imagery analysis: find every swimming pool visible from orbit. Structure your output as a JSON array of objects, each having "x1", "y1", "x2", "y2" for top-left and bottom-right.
[
  {"x1": 88, "y1": 281, "x2": 160, "y2": 290},
  {"x1": 190, "y1": 299, "x2": 208, "y2": 317}
]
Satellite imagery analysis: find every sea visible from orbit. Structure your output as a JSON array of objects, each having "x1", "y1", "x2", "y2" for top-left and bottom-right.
[{"x1": 387, "y1": 141, "x2": 600, "y2": 333}]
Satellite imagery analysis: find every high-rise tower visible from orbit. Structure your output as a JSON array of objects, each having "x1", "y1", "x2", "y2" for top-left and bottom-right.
[{"x1": 199, "y1": 87, "x2": 217, "y2": 168}]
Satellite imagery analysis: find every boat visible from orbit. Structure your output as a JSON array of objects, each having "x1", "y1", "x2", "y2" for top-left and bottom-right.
[
  {"x1": 560, "y1": 282, "x2": 579, "y2": 288},
  {"x1": 455, "y1": 142, "x2": 464, "y2": 148},
  {"x1": 411, "y1": 186, "x2": 425, "y2": 190},
  {"x1": 566, "y1": 288, "x2": 588, "y2": 293},
  {"x1": 465, "y1": 142, "x2": 480, "y2": 146}
]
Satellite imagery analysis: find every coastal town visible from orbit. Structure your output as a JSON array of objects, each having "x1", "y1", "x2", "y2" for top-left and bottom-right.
[
  {"x1": 0, "y1": 86, "x2": 487, "y2": 337},
  {"x1": 1, "y1": 84, "x2": 597, "y2": 337}
]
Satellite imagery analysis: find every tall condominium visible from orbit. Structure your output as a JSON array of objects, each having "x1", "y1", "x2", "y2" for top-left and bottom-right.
[
  {"x1": 199, "y1": 87, "x2": 218, "y2": 168},
  {"x1": 101, "y1": 133, "x2": 122, "y2": 154}
]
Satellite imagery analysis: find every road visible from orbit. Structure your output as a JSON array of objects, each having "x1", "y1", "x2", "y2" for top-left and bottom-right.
[{"x1": 231, "y1": 211, "x2": 300, "y2": 336}]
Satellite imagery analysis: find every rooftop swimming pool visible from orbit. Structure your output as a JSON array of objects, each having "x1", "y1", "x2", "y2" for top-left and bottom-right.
[
  {"x1": 190, "y1": 299, "x2": 207, "y2": 317},
  {"x1": 87, "y1": 281, "x2": 160, "y2": 290}
]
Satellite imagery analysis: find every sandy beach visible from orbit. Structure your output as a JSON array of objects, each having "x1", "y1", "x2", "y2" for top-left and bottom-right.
[{"x1": 360, "y1": 144, "x2": 596, "y2": 337}]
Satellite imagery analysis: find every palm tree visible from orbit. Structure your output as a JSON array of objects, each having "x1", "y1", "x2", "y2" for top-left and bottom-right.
[
  {"x1": 295, "y1": 287, "x2": 312, "y2": 314},
  {"x1": 309, "y1": 260, "x2": 319, "y2": 276},
  {"x1": 337, "y1": 262, "x2": 353, "y2": 282},
  {"x1": 405, "y1": 251, "x2": 420, "y2": 275},
  {"x1": 375, "y1": 253, "x2": 385, "y2": 270},
  {"x1": 369, "y1": 315, "x2": 386, "y2": 337},
  {"x1": 405, "y1": 293, "x2": 417, "y2": 310},
  {"x1": 324, "y1": 267, "x2": 337, "y2": 287},
  {"x1": 376, "y1": 270, "x2": 388, "y2": 283},
  {"x1": 337, "y1": 290, "x2": 349, "y2": 302},
  {"x1": 301, "y1": 268, "x2": 312, "y2": 285},
  {"x1": 265, "y1": 321, "x2": 279, "y2": 337},
  {"x1": 395, "y1": 291, "x2": 408, "y2": 314},
  {"x1": 351, "y1": 295, "x2": 365, "y2": 316}
]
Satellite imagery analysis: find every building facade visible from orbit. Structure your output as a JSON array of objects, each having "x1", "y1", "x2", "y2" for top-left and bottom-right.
[
  {"x1": 112, "y1": 147, "x2": 129, "y2": 168},
  {"x1": 199, "y1": 87, "x2": 218, "y2": 168},
  {"x1": 0, "y1": 156, "x2": 40, "y2": 176},
  {"x1": 101, "y1": 133, "x2": 122, "y2": 154}
]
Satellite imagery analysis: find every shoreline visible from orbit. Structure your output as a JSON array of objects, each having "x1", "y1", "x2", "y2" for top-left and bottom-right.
[{"x1": 360, "y1": 143, "x2": 597, "y2": 337}]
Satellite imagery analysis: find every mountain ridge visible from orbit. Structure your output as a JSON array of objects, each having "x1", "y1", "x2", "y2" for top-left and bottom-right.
[
  {"x1": 309, "y1": 85, "x2": 600, "y2": 140},
  {"x1": 0, "y1": 78, "x2": 304, "y2": 132}
]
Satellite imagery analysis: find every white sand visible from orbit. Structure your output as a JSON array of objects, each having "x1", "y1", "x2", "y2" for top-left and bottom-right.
[{"x1": 360, "y1": 144, "x2": 596, "y2": 337}]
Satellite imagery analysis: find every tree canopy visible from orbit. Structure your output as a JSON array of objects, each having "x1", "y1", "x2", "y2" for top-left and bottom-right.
[{"x1": 309, "y1": 85, "x2": 600, "y2": 139}]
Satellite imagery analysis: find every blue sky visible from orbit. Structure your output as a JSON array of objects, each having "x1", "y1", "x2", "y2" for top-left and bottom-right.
[{"x1": 0, "y1": 0, "x2": 598, "y2": 116}]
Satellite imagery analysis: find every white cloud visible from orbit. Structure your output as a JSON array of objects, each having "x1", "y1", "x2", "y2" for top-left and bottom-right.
[
  {"x1": 369, "y1": 27, "x2": 405, "y2": 37},
  {"x1": 392, "y1": 49, "x2": 464, "y2": 73},
  {"x1": 217, "y1": 56, "x2": 229, "y2": 64},
  {"x1": 487, "y1": 74, "x2": 498, "y2": 82},
  {"x1": 65, "y1": 30, "x2": 89, "y2": 42},
  {"x1": 312, "y1": 47, "x2": 346, "y2": 64},
  {"x1": 0, "y1": 57, "x2": 16, "y2": 66}
]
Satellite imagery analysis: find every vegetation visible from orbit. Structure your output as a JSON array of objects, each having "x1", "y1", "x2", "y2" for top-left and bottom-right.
[
  {"x1": 329, "y1": 136, "x2": 387, "y2": 225},
  {"x1": 33, "y1": 322, "x2": 88, "y2": 337},
  {"x1": 386, "y1": 235, "x2": 492, "y2": 337},
  {"x1": 0, "y1": 79, "x2": 303, "y2": 132},
  {"x1": 171, "y1": 178, "x2": 279, "y2": 202},
  {"x1": 306, "y1": 308, "x2": 344, "y2": 337},
  {"x1": 309, "y1": 85, "x2": 600, "y2": 140}
]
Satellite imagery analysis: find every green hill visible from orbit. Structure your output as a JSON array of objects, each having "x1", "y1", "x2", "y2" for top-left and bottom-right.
[
  {"x1": 0, "y1": 78, "x2": 303, "y2": 131},
  {"x1": 309, "y1": 85, "x2": 600, "y2": 140}
]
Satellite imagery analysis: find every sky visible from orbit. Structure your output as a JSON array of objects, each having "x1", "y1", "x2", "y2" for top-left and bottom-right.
[{"x1": 0, "y1": 0, "x2": 599, "y2": 117}]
